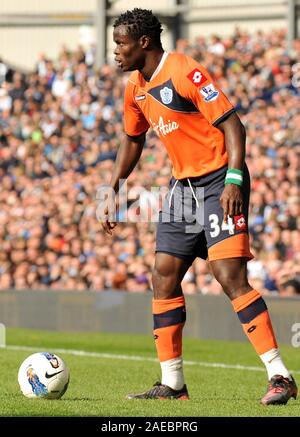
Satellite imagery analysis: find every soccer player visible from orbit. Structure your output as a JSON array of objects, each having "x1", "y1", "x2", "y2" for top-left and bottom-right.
[{"x1": 101, "y1": 8, "x2": 297, "y2": 405}]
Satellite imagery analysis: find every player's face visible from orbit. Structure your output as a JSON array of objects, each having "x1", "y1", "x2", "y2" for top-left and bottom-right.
[{"x1": 113, "y1": 25, "x2": 145, "y2": 72}]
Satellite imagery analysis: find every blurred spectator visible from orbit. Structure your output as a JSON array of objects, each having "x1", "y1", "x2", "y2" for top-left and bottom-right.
[{"x1": 279, "y1": 279, "x2": 300, "y2": 297}]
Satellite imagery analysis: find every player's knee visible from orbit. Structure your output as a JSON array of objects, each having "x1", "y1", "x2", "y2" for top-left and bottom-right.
[
  {"x1": 213, "y1": 268, "x2": 248, "y2": 294},
  {"x1": 152, "y1": 261, "x2": 179, "y2": 297},
  {"x1": 153, "y1": 256, "x2": 176, "y2": 278},
  {"x1": 152, "y1": 266, "x2": 175, "y2": 289}
]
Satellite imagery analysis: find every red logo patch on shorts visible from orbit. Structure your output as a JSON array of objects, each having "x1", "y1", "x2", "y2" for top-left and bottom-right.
[
  {"x1": 187, "y1": 69, "x2": 207, "y2": 87},
  {"x1": 234, "y1": 214, "x2": 247, "y2": 231}
]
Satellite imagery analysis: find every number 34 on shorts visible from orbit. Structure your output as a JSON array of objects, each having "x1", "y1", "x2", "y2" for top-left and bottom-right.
[{"x1": 208, "y1": 213, "x2": 247, "y2": 238}]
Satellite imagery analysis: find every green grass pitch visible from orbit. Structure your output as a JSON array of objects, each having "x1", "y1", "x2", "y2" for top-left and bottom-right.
[{"x1": 0, "y1": 328, "x2": 299, "y2": 417}]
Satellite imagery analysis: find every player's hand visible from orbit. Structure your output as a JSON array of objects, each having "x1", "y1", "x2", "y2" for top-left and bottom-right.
[
  {"x1": 100, "y1": 205, "x2": 118, "y2": 235},
  {"x1": 96, "y1": 186, "x2": 118, "y2": 235},
  {"x1": 220, "y1": 184, "x2": 243, "y2": 223}
]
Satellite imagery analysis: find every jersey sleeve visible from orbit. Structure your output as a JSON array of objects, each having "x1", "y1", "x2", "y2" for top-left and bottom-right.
[
  {"x1": 175, "y1": 55, "x2": 235, "y2": 126},
  {"x1": 124, "y1": 79, "x2": 149, "y2": 136}
]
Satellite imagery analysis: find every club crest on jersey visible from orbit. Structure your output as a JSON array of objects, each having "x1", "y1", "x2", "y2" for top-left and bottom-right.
[
  {"x1": 160, "y1": 87, "x2": 173, "y2": 104},
  {"x1": 234, "y1": 214, "x2": 247, "y2": 231},
  {"x1": 187, "y1": 68, "x2": 207, "y2": 87},
  {"x1": 200, "y1": 83, "x2": 219, "y2": 102}
]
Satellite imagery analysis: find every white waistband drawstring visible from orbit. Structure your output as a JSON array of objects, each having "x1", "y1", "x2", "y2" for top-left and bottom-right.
[
  {"x1": 187, "y1": 178, "x2": 200, "y2": 208},
  {"x1": 168, "y1": 179, "x2": 179, "y2": 208},
  {"x1": 168, "y1": 178, "x2": 200, "y2": 209}
]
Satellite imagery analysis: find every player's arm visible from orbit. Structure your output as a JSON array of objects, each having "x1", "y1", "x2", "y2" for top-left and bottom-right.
[
  {"x1": 110, "y1": 132, "x2": 146, "y2": 192},
  {"x1": 111, "y1": 79, "x2": 149, "y2": 191},
  {"x1": 101, "y1": 133, "x2": 146, "y2": 235},
  {"x1": 100, "y1": 79, "x2": 149, "y2": 235},
  {"x1": 216, "y1": 112, "x2": 246, "y2": 222}
]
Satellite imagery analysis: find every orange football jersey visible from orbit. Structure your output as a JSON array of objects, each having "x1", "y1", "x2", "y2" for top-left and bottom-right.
[{"x1": 124, "y1": 52, "x2": 235, "y2": 179}]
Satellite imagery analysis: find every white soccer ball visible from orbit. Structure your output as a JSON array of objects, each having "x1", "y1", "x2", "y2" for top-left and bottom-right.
[{"x1": 18, "y1": 352, "x2": 70, "y2": 399}]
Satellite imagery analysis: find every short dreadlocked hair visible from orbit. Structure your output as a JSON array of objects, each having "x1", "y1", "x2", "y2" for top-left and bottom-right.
[{"x1": 113, "y1": 8, "x2": 163, "y2": 48}]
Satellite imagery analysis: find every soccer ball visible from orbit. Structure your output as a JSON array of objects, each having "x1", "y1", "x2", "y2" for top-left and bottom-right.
[{"x1": 18, "y1": 352, "x2": 70, "y2": 399}]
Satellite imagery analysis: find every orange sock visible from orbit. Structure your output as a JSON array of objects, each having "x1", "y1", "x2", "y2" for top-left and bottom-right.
[
  {"x1": 153, "y1": 296, "x2": 186, "y2": 362},
  {"x1": 232, "y1": 289, "x2": 278, "y2": 355}
]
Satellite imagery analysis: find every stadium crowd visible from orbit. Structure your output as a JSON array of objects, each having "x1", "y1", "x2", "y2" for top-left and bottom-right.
[{"x1": 0, "y1": 28, "x2": 299, "y2": 296}]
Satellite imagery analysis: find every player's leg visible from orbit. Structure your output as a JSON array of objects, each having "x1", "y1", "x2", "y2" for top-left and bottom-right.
[
  {"x1": 202, "y1": 165, "x2": 297, "y2": 405},
  {"x1": 126, "y1": 252, "x2": 191, "y2": 400},
  {"x1": 210, "y1": 257, "x2": 297, "y2": 405},
  {"x1": 126, "y1": 178, "x2": 201, "y2": 400},
  {"x1": 152, "y1": 252, "x2": 190, "y2": 392}
]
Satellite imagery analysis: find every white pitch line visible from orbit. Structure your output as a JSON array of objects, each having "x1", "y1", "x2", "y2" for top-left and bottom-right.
[{"x1": 5, "y1": 344, "x2": 300, "y2": 375}]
